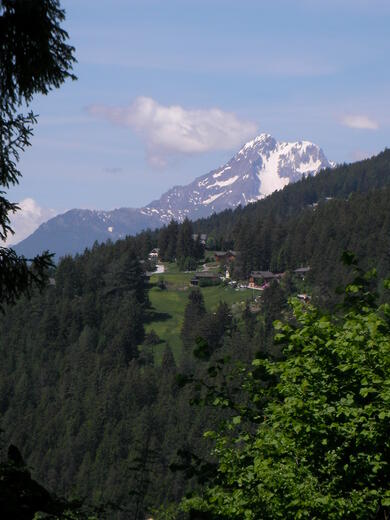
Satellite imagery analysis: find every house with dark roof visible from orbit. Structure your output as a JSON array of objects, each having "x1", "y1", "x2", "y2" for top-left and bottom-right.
[
  {"x1": 214, "y1": 250, "x2": 239, "y2": 263},
  {"x1": 248, "y1": 270, "x2": 285, "y2": 288},
  {"x1": 190, "y1": 271, "x2": 220, "y2": 287}
]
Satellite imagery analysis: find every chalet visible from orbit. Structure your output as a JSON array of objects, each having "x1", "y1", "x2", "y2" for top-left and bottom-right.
[
  {"x1": 190, "y1": 271, "x2": 220, "y2": 286},
  {"x1": 148, "y1": 248, "x2": 160, "y2": 260},
  {"x1": 214, "y1": 250, "x2": 239, "y2": 263},
  {"x1": 248, "y1": 271, "x2": 277, "y2": 288}
]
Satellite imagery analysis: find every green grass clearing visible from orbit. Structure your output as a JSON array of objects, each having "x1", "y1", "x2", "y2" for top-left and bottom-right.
[{"x1": 144, "y1": 274, "x2": 252, "y2": 364}]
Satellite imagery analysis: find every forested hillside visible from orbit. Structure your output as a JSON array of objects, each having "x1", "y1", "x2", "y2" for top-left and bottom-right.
[
  {"x1": 191, "y1": 150, "x2": 390, "y2": 297},
  {"x1": 233, "y1": 187, "x2": 390, "y2": 297},
  {"x1": 1, "y1": 233, "x2": 260, "y2": 518},
  {"x1": 193, "y1": 148, "x2": 390, "y2": 241},
  {"x1": 1, "y1": 149, "x2": 390, "y2": 518}
]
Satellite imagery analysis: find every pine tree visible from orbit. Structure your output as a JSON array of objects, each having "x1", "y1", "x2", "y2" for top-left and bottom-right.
[
  {"x1": 176, "y1": 218, "x2": 194, "y2": 263},
  {"x1": 161, "y1": 344, "x2": 176, "y2": 373},
  {"x1": 108, "y1": 250, "x2": 146, "y2": 304},
  {"x1": 0, "y1": 0, "x2": 76, "y2": 310},
  {"x1": 181, "y1": 288, "x2": 206, "y2": 352},
  {"x1": 165, "y1": 220, "x2": 180, "y2": 261}
]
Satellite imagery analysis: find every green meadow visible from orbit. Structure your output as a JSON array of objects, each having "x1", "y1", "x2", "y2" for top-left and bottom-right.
[{"x1": 144, "y1": 265, "x2": 252, "y2": 363}]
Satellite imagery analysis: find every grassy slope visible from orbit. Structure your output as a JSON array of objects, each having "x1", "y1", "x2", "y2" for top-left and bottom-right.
[{"x1": 144, "y1": 264, "x2": 252, "y2": 363}]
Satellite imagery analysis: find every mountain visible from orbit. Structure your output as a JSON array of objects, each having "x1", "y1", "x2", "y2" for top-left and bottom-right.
[
  {"x1": 2, "y1": 148, "x2": 390, "y2": 517},
  {"x1": 142, "y1": 133, "x2": 332, "y2": 223},
  {"x1": 15, "y1": 133, "x2": 332, "y2": 258},
  {"x1": 14, "y1": 208, "x2": 163, "y2": 259}
]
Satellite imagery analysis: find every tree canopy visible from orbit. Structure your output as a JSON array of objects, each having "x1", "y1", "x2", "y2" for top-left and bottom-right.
[
  {"x1": 182, "y1": 266, "x2": 390, "y2": 519},
  {"x1": 0, "y1": 1, "x2": 79, "y2": 518},
  {"x1": 0, "y1": 0, "x2": 76, "y2": 310}
]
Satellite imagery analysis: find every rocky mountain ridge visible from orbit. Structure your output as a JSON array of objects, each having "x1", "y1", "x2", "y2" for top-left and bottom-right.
[{"x1": 15, "y1": 133, "x2": 333, "y2": 258}]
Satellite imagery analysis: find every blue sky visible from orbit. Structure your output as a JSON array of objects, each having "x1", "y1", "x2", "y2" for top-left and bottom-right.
[{"x1": 7, "y1": 0, "x2": 390, "y2": 243}]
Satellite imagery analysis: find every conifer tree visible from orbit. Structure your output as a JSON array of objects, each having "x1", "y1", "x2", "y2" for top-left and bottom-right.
[
  {"x1": 108, "y1": 250, "x2": 146, "y2": 304},
  {"x1": 182, "y1": 266, "x2": 390, "y2": 520},
  {"x1": 161, "y1": 344, "x2": 176, "y2": 373},
  {"x1": 158, "y1": 220, "x2": 180, "y2": 262},
  {"x1": 0, "y1": 0, "x2": 76, "y2": 310},
  {"x1": 176, "y1": 218, "x2": 194, "y2": 262},
  {"x1": 181, "y1": 288, "x2": 206, "y2": 352}
]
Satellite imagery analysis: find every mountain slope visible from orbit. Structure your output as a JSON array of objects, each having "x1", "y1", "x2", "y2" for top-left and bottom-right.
[
  {"x1": 2, "y1": 149, "x2": 390, "y2": 517},
  {"x1": 141, "y1": 133, "x2": 332, "y2": 222},
  {"x1": 15, "y1": 134, "x2": 332, "y2": 258},
  {"x1": 190, "y1": 148, "x2": 390, "y2": 289},
  {"x1": 14, "y1": 208, "x2": 163, "y2": 258}
]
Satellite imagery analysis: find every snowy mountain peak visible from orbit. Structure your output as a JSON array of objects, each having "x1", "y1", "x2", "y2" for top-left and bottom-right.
[
  {"x1": 141, "y1": 133, "x2": 333, "y2": 223},
  {"x1": 238, "y1": 133, "x2": 274, "y2": 153},
  {"x1": 15, "y1": 133, "x2": 333, "y2": 258}
]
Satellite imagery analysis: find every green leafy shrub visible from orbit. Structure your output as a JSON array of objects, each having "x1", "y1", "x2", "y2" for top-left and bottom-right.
[{"x1": 182, "y1": 268, "x2": 390, "y2": 519}]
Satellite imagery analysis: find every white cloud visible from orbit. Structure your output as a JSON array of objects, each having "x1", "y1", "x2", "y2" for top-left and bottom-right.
[
  {"x1": 3, "y1": 198, "x2": 58, "y2": 247},
  {"x1": 87, "y1": 97, "x2": 257, "y2": 164},
  {"x1": 341, "y1": 114, "x2": 379, "y2": 130}
]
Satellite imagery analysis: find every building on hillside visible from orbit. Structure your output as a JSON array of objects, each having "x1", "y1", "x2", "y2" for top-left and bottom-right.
[
  {"x1": 248, "y1": 270, "x2": 278, "y2": 288},
  {"x1": 214, "y1": 250, "x2": 239, "y2": 263},
  {"x1": 190, "y1": 271, "x2": 220, "y2": 286},
  {"x1": 148, "y1": 248, "x2": 160, "y2": 260},
  {"x1": 297, "y1": 293, "x2": 311, "y2": 303}
]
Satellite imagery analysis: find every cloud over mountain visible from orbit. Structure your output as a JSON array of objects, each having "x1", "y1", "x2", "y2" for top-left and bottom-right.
[
  {"x1": 88, "y1": 97, "x2": 257, "y2": 164},
  {"x1": 3, "y1": 198, "x2": 58, "y2": 247},
  {"x1": 14, "y1": 133, "x2": 333, "y2": 259},
  {"x1": 341, "y1": 114, "x2": 379, "y2": 130}
]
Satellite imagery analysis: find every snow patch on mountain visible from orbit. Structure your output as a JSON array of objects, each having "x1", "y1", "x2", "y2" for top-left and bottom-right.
[
  {"x1": 207, "y1": 175, "x2": 239, "y2": 190},
  {"x1": 203, "y1": 192, "x2": 224, "y2": 205},
  {"x1": 142, "y1": 133, "x2": 333, "y2": 221},
  {"x1": 257, "y1": 148, "x2": 289, "y2": 196},
  {"x1": 14, "y1": 133, "x2": 333, "y2": 258}
]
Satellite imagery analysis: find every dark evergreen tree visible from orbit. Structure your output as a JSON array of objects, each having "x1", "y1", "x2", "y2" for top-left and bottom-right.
[
  {"x1": 176, "y1": 218, "x2": 194, "y2": 263},
  {"x1": 158, "y1": 220, "x2": 179, "y2": 262},
  {"x1": 108, "y1": 250, "x2": 146, "y2": 304},
  {"x1": 161, "y1": 344, "x2": 176, "y2": 373},
  {"x1": 242, "y1": 301, "x2": 256, "y2": 338},
  {"x1": 0, "y1": 0, "x2": 76, "y2": 310},
  {"x1": 193, "y1": 234, "x2": 205, "y2": 260},
  {"x1": 181, "y1": 288, "x2": 207, "y2": 353}
]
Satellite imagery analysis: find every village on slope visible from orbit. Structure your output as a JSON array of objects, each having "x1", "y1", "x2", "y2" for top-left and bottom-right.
[{"x1": 147, "y1": 235, "x2": 311, "y2": 303}]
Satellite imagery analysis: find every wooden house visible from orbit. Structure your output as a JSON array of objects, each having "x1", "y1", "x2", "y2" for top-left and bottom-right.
[
  {"x1": 248, "y1": 271, "x2": 276, "y2": 288},
  {"x1": 190, "y1": 271, "x2": 220, "y2": 286},
  {"x1": 214, "y1": 250, "x2": 239, "y2": 263}
]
